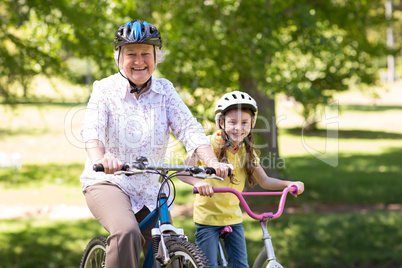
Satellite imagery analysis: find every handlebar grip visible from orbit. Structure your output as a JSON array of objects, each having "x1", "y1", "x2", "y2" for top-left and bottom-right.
[
  {"x1": 204, "y1": 167, "x2": 232, "y2": 176},
  {"x1": 93, "y1": 164, "x2": 104, "y2": 172},
  {"x1": 93, "y1": 163, "x2": 130, "y2": 172},
  {"x1": 290, "y1": 185, "x2": 298, "y2": 196}
]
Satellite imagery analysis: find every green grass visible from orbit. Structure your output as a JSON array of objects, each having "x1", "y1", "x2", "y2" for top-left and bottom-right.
[
  {"x1": 244, "y1": 212, "x2": 402, "y2": 268},
  {"x1": 1, "y1": 149, "x2": 401, "y2": 267},
  {"x1": 0, "y1": 162, "x2": 83, "y2": 189},
  {"x1": 178, "y1": 211, "x2": 402, "y2": 267},
  {"x1": 0, "y1": 219, "x2": 106, "y2": 268},
  {"x1": 1, "y1": 212, "x2": 401, "y2": 268}
]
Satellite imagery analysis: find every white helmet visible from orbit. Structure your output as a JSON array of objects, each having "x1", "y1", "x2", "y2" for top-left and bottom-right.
[{"x1": 214, "y1": 91, "x2": 258, "y2": 128}]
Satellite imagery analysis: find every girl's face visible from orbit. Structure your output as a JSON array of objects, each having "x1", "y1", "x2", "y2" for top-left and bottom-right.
[
  {"x1": 220, "y1": 109, "x2": 254, "y2": 145},
  {"x1": 121, "y1": 44, "x2": 155, "y2": 86}
]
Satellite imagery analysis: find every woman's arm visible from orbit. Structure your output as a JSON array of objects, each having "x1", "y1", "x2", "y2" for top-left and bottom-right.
[
  {"x1": 253, "y1": 164, "x2": 304, "y2": 195},
  {"x1": 176, "y1": 155, "x2": 215, "y2": 197},
  {"x1": 193, "y1": 144, "x2": 233, "y2": 179},
  {"x1": 85, "y1": 139, "x2": 122, "y2": 174}
]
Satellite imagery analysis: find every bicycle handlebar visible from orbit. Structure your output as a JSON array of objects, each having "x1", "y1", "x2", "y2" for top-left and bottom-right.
[
  {"x1": 93, "y1": 160, "x2": 230, "y2": 180},
  {"x1": 193, "y1": 185, "x2": 298, "y2": 221}
]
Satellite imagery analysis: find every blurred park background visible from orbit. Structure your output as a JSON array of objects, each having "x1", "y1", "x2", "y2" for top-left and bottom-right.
[{"x1": 1, "y1": 0, "x2": 402, "y2": 267}]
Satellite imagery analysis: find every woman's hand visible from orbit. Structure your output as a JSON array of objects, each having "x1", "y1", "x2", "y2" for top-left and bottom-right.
[
  {"x1": 95, "y1": 157, "x2": 123, "y2": 174},
  {"x1": 288, "y1": 181, "x2": 304, "y2": 195},
  {"x1": 194, "y1": 181, "x2": 214, "y2": 197},
  {"x1": 210, "y1": 162, "x2": 234, "y2": 180}
]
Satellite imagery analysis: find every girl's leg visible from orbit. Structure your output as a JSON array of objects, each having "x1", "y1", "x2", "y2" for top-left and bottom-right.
[
  {"x1": 195, "y1": 223, "x2": 221, "y2": 268},
  {"x1": 224, "y1": 223, "x2": 249, "y2": 267},
  {"x1": 84, "y1": 181, "x2": 144, "y2": 268}
]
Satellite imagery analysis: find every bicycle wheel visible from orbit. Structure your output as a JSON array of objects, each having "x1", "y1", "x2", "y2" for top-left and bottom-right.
[
  {"x1": 252, "y1": 245, "x2": 283, "y2": 268},
  {"x1": 163, "y1": 239, "x2": 210, "y2": 268},
  {"x1": 80, "y1": 236, "x2": 107, "y2": 268}
]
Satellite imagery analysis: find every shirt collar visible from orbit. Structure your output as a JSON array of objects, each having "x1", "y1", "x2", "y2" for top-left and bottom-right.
[{"x1": 117, "y1": 71, "x2": 165, "y2": 99}]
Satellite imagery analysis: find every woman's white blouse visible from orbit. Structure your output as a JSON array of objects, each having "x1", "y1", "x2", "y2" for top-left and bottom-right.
[{"x1": 80, "y1": 73, "x2": 209, "y2": 213}]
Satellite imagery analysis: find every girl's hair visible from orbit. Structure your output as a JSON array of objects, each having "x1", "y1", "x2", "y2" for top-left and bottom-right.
[
  {"x1": 215, "y1": 109, "x2": 259, "y2": 187},
  {"x1": 114, "y1": 46, "x2": 166, "y2": 68}
]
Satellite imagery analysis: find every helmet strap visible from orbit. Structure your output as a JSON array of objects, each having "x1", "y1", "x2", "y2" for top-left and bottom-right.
[
  {"x1": 119, "y1": 71, "x2": 152, "y2": 95},
  {"x1": 154, "y1": 45, "x2": 156, "y2": 64}
]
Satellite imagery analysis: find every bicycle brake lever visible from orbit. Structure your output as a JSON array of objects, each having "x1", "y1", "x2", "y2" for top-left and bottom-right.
[
  {"x1": 193, "y1": 173, "x2": 224, "y2": 181},
  {"x1": 114, "y1": 169, "x2": 145, "y2": 176},
  {"x1": 207, "y1": 175, "x2": 224, "y2": 182}
]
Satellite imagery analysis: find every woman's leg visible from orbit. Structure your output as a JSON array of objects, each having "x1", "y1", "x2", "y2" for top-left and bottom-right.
[
  {"x1": 84, "y1": 181, "x2": 145, "y2": 268},
  {"x1": 224, "y1": 223, "x2": 249, "y2": 267},
  {"x1": 195, "y1": 223, "x2": 220, "y2": 268}
]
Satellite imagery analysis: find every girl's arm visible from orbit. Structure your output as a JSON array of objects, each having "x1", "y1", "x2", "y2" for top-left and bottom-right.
[{"x1": 253, "y1": 164, "x2": 304, "y2": 195}]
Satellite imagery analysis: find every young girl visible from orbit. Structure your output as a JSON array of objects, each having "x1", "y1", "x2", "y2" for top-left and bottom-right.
[{"x1": 179, "y1": 91, "x2": 304, "y2": 268}]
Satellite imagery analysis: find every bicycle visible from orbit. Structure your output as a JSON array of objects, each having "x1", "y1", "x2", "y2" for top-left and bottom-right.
[
  {"x1": 80, "y1": 156, "x2": 225, "y2": 268},
  {"x1": 193, "y1": 185, "x2": 299, "y2": 268}
]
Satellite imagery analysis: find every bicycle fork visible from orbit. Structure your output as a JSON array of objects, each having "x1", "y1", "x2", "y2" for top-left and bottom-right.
[{"x1": 261, "y1": 219, "x2": 283, "y2": 268}]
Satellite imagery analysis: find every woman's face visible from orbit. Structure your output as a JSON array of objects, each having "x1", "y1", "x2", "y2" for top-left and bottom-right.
[
  {"x1": 220, "y1": 109, "x2": 254, "y2": 145},
  {"x1": 121, "y1": 43, "x2": 155, "y2": 86}
]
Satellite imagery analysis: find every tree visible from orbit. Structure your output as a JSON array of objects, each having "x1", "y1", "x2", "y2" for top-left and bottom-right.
[
  {"x1": 0, "y1": 0, "x2": 120, "y2": 103},
  {"x1": 152, "y1": 0, "x2": 391, "y2": 171},
  {"x1": 1, "y1": 0, "x2": 398, "y2": 171}
]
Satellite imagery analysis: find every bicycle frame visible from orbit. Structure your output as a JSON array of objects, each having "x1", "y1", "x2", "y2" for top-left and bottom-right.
[
  {"x1": 136, "y1": 168, "x2": 187, "y2": 267},
  {"x1": 193, "y1": 186, "x2": 298, "y2": 268},
  {"x1": 113, "y1": 161, "x2": 223, "y2": 267},
  {"x1": 82, "y1": 159, "x2": 223, "y2": 268}
]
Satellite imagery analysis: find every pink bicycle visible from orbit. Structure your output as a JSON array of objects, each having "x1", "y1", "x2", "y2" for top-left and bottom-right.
[{"x1": 194, "y1": 185, "x2": 299, "y2": 268}]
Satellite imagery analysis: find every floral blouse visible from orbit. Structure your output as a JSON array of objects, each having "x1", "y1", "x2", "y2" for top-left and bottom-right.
[{"x1": 80, "y1": 72, "x2": 209, "y2": 213}]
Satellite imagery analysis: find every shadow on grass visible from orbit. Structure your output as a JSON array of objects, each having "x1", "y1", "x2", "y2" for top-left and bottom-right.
[
  {"x1": 243, "y1": 146, "x2": 402, "y2": 207},
  {"x1": 281, "y1": 147, "x2": 402, "y2": 205},
  {"x1": 245, "y1": 212, "x2": 402, "y2": 268},
  {"x1": 340, "y1": 104, "x2": 402, "y2": 112},
  {"x1": 283, "y1": 127, "x2": 402, "y2": 140},
  {"x1": 0, "y1": 219, "x2": 107, "y2": 268},
  {"x1": 1, "y1": 213, "x2": 401, "y2": 268}
]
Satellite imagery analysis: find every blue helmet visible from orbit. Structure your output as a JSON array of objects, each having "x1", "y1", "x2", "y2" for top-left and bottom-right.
[{"x1": 114, "y1": 20, "x2": 162, "y2": 50}]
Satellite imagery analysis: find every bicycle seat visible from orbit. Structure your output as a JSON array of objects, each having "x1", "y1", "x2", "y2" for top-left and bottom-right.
[{"x1": 219, "y1": 226, "x2": 233, "y2": 239}]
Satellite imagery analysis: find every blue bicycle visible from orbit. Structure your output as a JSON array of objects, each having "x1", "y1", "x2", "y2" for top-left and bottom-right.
[{"x1": 80, "y1": 156, "x2": 223, "y2": 268}]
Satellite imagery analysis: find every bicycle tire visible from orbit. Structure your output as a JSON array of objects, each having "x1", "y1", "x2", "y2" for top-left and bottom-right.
[
  {"x1": 80, "y1": 236, "x2": 107, "y2": 268},
  {"x1": 163, "y1": 239, "x2": 210, "y2": 268}
]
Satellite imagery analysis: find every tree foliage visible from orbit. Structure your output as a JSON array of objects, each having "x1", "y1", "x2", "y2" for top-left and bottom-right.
[
  {"x1": 155, "y1": 0, "x2": 392, "y2": 126},
  {"x1": 1, "y1": 1, "x2": 399, "y2": 132},
  {"x1": 0, "y1": 0, "x2": 119, "y2": 102}
]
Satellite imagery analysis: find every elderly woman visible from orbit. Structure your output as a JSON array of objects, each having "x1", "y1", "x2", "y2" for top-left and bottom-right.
[{"x1": 80, "y1": 20, "x2": 231, "y2": 268}]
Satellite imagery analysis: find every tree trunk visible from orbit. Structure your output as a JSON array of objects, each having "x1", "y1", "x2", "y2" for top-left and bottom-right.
[{"x1": 239, "y1": 77, "x2": 283, "y2": 191}]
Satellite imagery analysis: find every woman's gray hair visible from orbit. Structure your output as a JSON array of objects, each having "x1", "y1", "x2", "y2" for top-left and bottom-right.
[{"x1": 114, "y1": 46, "x2": 166, "y2": 68}]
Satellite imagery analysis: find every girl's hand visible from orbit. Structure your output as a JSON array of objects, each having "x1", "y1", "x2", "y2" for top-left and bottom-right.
[
  {"x1": 194, "y1": 181, "x2": 214, "y2": 197},
  {"x1": 288, "y1": 181, "x2": 304, "y2": 195},
  {"x1": 95, "y1": 157, "x2": 123, "y2": 174}
]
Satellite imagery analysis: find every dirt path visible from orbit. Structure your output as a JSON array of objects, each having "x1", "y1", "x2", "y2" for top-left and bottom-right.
[{"x1": 2, "y1": 201, "x2": 401, "y2": 220}]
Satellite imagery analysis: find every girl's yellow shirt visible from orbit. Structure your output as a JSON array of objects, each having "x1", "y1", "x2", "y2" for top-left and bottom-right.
[{"x1": 193, "y1": 133, "x2": 259, "y2": 226}]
